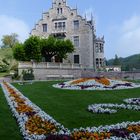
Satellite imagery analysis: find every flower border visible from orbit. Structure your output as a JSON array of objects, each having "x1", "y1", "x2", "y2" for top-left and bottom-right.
[
  {"x1": 53, "y1": 77, "x2": 140, "y2": 90},
  {"x1": 88, "y1": 98, "x2": 140, "y2": 114},
  {"x1": 1, "y1": 82, "x2": 140, "y2": 139},
  {"x1": 1, "y1": 82, "x2": 69, "y2": 140}
]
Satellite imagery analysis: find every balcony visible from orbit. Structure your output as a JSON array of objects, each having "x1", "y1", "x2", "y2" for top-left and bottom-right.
[{"x1": 51, "y1": 28, "x2": 66, "y2": 38}]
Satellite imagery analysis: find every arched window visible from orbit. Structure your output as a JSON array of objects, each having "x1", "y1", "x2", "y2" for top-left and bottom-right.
[
  {"x1": 57, "y1": 8, "x2": 63, "y2": 14},
  {"x1": 57, "y1": 8, "x2": 59, "y2": 14}
]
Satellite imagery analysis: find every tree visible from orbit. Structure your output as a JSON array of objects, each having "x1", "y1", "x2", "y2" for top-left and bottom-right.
[
  {"x1": 41, "y1": 36, "x2": 74, "y2": 62},
  {"x1": 13, "y1": 43, "x2": 25, "y2": 61},
  {"x1": 41, "y1": 36, "x2": 56, "y2": 62},
  {"x1": 58, "y1": 39, "x2": 75, "y2": 59},
  {"x1": 1, "y1": 33, "x2": 19, "y2": 48},
  {"x1": 24, "y1": 36, "x2": 42, "y2": 62},
  {"x1": 12, "y1": 35, "x2": 74, "y2": 62},
  {"x1": 113, "y1": 54, "x2": 120, "y2": 65}
]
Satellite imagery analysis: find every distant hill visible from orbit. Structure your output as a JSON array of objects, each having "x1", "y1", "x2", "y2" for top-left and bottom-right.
[{"x1": 107, "y1": 54, "x2": 140, "y2": 71}]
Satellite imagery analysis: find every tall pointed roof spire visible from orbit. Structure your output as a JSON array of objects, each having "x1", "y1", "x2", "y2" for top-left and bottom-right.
[
  {"x1": 91, "y1": 13, "x2": 93, "y2": 24},
  {"x1": 85, "y1": 13, "x2": 87, "y2": 20}
]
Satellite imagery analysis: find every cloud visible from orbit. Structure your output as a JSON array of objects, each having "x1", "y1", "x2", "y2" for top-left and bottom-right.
[
  {"x1": 116, "y1": 15, "x2": 140, "y2": 57},
  {"x1": 0, "y1": 15, "x2": 30, "y2": 43}
]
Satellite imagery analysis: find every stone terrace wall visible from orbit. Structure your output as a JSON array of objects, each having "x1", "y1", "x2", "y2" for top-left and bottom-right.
[
  {"x1": 33, "y1": 68, "x2": 82, "y2": 80},
  {"x1": 18, "y1": 62, "x2": 82, "y2": 80},
  {"x1": 81, "y1": 69, "x2": 140, "y2": 80},
  {"x1": 18, "y1": 62, "x2": 140, "y2": 80}
]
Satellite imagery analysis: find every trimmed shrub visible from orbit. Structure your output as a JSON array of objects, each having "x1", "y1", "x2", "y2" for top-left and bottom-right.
[{"x1": 22, "y1": 69, "x2": 34, "y2": 81}]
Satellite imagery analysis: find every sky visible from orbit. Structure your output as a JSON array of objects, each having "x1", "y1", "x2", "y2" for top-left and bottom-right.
[{"x1": 0, "y1": 0, "x2": 140, "y2": 59}]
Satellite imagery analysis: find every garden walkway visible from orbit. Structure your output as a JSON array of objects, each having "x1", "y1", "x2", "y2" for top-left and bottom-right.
[{"x1": 0, "y1": 77, "x2": 11, "y2": 83}]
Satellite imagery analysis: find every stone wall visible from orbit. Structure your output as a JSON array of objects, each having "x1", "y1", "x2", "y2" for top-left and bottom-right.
[
  {"x1": 18, "y1": 62, "x2": 140, "y2": 80},
  {"x1": 81, "y1": 69, "x2": 140, "y2": 80},
  {"x1": 18, "y1": 62, "x2": 82, "y2": 80},
  {"x1": 33, "y1": 68, "x2": 82, "y2": 80}
]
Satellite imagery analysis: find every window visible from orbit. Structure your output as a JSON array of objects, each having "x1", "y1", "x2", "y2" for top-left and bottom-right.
[
  {"x1": 58, "y1": 22, "x2": 62, "y2": 28},
  {"x1": 96, "y1": 58, "x2": 99, "y2": 67},
  {"x1": 73, "y1": 20, "x2": 79, "y2": 29},
  {"x1": 62, "y1": 22, "x2": 65, "y2": 29},
  {"x1": 100, "y1": 58, "x2": 102, "y2": 65},
  {"x1": 73, "y1": 36, "x2": 79, "y2": 47},
  {"x1": 100, "y1": 44, "x2": 104, "y2": 53},
  {"x1": 95, "y1": 43, "x2": 103, "y2": 53},
  {"x1": 60, "y1": 8, "x2": 63, "y2": 14},
  {"x1": 74, "y1": 55, "x2": 79, "y2": 64},
  {"x1": 95, "y1": 43, "x2": 99, "y2": 53},
  {"x1": 42, "y1": 24, "x2": 47, "y2": 32},
  {"x1": 57, "y1": 8, "x2": 63, "y2": 14},
  {"x1": 95, "y1": 46, "x2": 98, "y2": 53},
  {"x1": 57, "y1": 8, "x2": 59, "y2": 14},
  {"x1": 55, "y1": 23, "x2": 57, "y2": 29},
  {"x1": 54, "y1": 22, "x2": 66, "y2": 30}
]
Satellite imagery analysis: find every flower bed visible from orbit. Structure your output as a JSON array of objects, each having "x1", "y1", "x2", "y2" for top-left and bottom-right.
[
  {"x1": 88, "y1": 98, "x2": 140, "y2": 114},
  {"x1": 124, "y1": 98, "x2": 140, "y2": 105},
  {"x1": 71, "y1": 121, "x2": 140, "y2": 139},
  {"x1": 1, "y1": 82, "x2": 69, "y2": 140},
  {"x1": 1, "y1": 82, "x2": 140, "y2": 139},
  {"x1": 53, "y1": 77, "x2": 140, "y2": 90}
]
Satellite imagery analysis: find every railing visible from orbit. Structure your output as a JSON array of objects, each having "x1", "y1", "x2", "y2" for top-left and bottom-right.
[{"x1": 18, "y1": 62, "x2": 82, "y2": 69}]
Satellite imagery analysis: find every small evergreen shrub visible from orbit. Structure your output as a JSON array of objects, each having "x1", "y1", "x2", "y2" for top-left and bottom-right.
[
  {"x1": 0, "y1": 65, "x2": 8, "y2": 72},
  {"x1": 22, "y1": 69, "x2": 34, "y2": 81}
]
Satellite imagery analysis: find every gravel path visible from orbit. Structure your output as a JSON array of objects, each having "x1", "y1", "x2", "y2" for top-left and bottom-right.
[{"x1": 0, "y1": 77, "x2": 12, "y2": 83}]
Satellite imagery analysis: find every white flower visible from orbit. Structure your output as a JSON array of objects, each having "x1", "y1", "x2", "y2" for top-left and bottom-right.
[{"x1": 53, "y1": 78, "x2": 140, "y2": 90}]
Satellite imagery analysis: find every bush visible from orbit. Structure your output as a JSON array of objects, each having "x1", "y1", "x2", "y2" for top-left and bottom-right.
[
  {"x1": 0, "y1": 65, "x2": 8, "y2": 72},
  {"x1": 22, "y1": 69, "x2": 34, "y2": 81},
  {"x1": 11, "y1": 69, "x2": 20, "y2": 80}
]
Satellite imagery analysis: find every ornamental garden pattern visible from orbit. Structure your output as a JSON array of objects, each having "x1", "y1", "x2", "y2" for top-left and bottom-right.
[{"x1": 1, "y1": 80, "x2": 140, "y2": 140}]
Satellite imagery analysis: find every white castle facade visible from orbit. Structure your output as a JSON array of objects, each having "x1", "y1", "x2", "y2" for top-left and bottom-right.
[{"x1": 31, "y1": 0, "x2": 105, "y2": 70}]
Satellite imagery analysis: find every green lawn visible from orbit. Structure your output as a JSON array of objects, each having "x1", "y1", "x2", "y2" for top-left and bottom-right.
[
  {"x1": 0, "y1": 87, "x2": 22, "y2": 140},
  {"x1": 13, "y1": 81, "x2": 140, "y2": 130}
]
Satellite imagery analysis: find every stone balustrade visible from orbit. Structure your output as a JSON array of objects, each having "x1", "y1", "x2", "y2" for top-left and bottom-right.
[{"x1": 18, "y1": 62, "x2": 82, "y2": 69}]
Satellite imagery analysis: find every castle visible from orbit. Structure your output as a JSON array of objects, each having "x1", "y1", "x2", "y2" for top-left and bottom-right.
[{"x1": 31, "y1": 0, "x2": 105, "y2": 70}]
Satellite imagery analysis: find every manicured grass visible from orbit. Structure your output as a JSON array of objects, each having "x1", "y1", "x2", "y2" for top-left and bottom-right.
[
  {"x1": 0, "y1": 86, "x2": 22, "y2": 140},
  {"x1": 13, "y1": 81, "x2": 140, "y2": 130}
]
